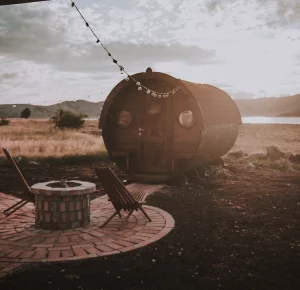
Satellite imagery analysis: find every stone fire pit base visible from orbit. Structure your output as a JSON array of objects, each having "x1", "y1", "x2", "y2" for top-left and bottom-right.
[{"x1": 31, "y1": 180, "x2": 96, "y2": 230}]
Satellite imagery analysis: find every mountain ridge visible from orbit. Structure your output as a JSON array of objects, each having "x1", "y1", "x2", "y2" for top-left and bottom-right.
[
  {"x1": 1, "y1": 94, "x2": 300, "y2": 118},
  {"x1": 0, "y1": 100, "x2": 104, "y2": 119},
  {"x1": 235, "y1": 94, "x2": 300, "y2": 117}
]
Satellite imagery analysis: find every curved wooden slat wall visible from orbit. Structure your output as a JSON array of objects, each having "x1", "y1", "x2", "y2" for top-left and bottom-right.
[{"x1": 100, "y1": 70, "x2": 241, "y2": 182}]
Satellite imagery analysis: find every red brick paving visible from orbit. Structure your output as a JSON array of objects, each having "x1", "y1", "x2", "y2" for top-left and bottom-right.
[{"x1": 0, "y1": 192, "x2": 174, "y2": 278}]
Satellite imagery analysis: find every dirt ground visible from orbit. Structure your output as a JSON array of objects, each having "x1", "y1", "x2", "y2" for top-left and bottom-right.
[{"x1": 0, "y1": 157, "x2": 300, "y2": 290}]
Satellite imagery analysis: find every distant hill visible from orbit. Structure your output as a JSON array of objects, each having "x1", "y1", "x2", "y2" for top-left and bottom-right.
[
  {"x1": 235, "y1": 94, "x2": 300, "y2": 117},
  {"x1": 0, "y1": 100, "x2": 104, "y2": 119},
  {"x1": 277, "y1": 108, "x2": 300, "y2": 117},
  {"x1": 1, "y1": 94, "x2": 300, "y2": 118}
]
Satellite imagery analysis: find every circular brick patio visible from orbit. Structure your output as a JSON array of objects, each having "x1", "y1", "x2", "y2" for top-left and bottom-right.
[{"x1": 0, "y1": 192, "x2": 174, "y2": 276}]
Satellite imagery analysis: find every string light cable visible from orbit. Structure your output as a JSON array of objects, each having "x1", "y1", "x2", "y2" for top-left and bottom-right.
[{"x1": 70, "y1": 1, "x2": 180, "y2": 98}]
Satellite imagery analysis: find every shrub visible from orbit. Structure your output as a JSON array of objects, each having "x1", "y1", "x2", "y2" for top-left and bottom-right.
[
  {"x1": 50, "y1": 109, "x2": 85, "y2": 129},
  {"x1": 269, "y1": 158, "x2": 292, "y2": 171},
  {"x1": 21, "y1": 108, "x2": 31, "y2": 119},
  {"x1": 0, "y1": 117, "x2": 10, "y2": 126},
  {"x1": 252, "y1": 157, "x2": 293, "y2": 171}
]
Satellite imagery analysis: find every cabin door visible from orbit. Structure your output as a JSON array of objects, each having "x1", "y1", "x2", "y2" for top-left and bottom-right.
[{"x1": 137, "y1": 95, "x2": 172, "y2": 174}]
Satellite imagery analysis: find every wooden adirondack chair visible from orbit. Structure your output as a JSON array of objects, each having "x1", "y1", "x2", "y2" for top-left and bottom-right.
[
  {"x1": 94, "y1": 167, "x2": 152, "y2": 228},
  {"x1": 2, "y1": 148, "x2": 35, "y2": 216}
]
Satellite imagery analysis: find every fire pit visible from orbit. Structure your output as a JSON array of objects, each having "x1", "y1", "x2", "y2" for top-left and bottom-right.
[{"x1": 31, "y1": 180, "x2": 96, "y2": 230}]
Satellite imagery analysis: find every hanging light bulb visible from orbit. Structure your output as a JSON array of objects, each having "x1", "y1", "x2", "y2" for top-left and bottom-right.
[
  {"x1": 138, "y1": 86, "x2": 142, "y2": 91},
  {"x1": 125, "y1": 77, "x2": 130, "y2": 81},
  {"x1": 136, "y1": 81, "x2": 141, "y2": 86},
  {"x1": 146, "y1": 90, "x2": 151, "y2": 94},
  {"x1": 157, "y1": 95, "x2": 161, "y2": 98}
]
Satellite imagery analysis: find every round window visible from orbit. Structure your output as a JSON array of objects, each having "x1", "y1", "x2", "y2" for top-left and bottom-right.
[
  {"x1": 117, "y1": 110, "x2": 133, "y2": 128},
  {"x1": 147, "y1": 100, "x2": 162, "y2": 115},
  {"x1": 179, "y1": 110, "x2": 195, "y2": 128}
]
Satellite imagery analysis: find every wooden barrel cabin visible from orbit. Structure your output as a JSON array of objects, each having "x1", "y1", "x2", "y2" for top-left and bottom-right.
[{"x1": 100, "y1": 68, "x2": 242, "y2": 182}]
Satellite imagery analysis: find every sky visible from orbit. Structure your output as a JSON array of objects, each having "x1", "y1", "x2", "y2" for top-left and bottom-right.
[{"x1": 1, "y1": 0, "x2": 300, "y2": 105}]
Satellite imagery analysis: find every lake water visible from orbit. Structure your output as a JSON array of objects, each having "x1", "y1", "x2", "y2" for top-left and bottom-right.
[{"x1": 242, "y1": 117, "x2": 300, "y2": 125}]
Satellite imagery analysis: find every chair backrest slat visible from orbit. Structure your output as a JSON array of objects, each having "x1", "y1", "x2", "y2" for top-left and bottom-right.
[
  {"x1": 2, "y1": 148, "x2": 33, "y2": 196},
  {"x1": 112, "y1": 183, "x2": 128, "y2": 205},
  {"x1": 99, "y1": 170, "x2": 120, "y2": 204},
  {"x1": 106, "y1": 169, "x2": 135, "y2": 203},
  {"x1": 95, "y1": 167, "x2": 137, "y2": 210},
  {"x1": 101, "y1": 169, "x2": 131, "y2": 205},
  {"x1": 99, "y1": 170, "x2": 128, "y2": 207}
]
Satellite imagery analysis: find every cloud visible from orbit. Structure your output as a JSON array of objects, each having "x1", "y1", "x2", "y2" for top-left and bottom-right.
[
  {"x1": 0, "y1": 1, "x2": 216, "y2": 73},
  {"x1": 205, "y1": 0, "x2": 242, "y2": 13},
  {"x1": 0, "y1": 2, "x2": 71, "y2": 58},
  {"x1": 1, "y1": 0, "x2": 300, "y2": 105},
  {"x1": 274, "y1": 1, "x2": 300, "y2": 26},
  {"x1": 232, "y1": 91, "x2": 256, "y2": 99},
  {"x1": 0, "y1": 72, "x2": 18, "y2": 80}
]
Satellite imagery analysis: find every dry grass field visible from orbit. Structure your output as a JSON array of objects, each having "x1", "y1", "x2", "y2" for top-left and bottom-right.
[
  {"x1": 0, "y1": 119, "x2": 105, "y2": 158},
  {"x1": 232, "y1": 123, "x2": 300, "y2": 154},
  {"x1": 0, "y1": 119, "x2": 299, "y2": 159}
]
